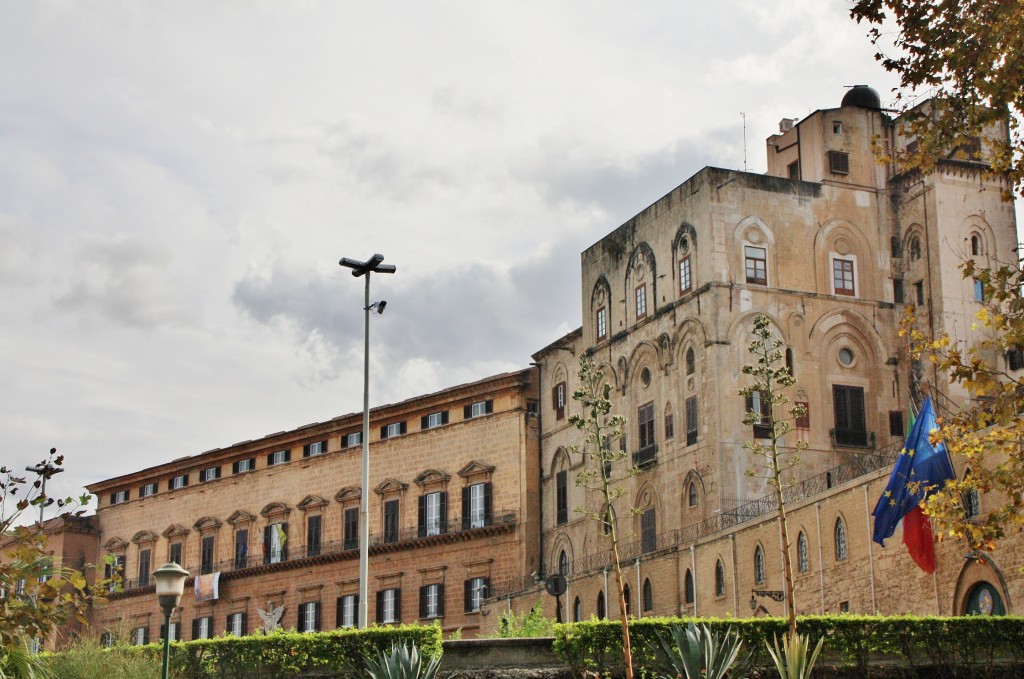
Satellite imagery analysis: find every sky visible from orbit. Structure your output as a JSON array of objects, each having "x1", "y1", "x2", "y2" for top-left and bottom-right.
[{"x1": 1, "y1": 1, "x2": 993, "y2": 511}]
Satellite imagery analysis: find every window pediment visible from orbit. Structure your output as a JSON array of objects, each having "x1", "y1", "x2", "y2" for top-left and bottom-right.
[
  {"x1": 104, "y1": 537, "x2": 127, "y2": 552},
  {"x1": 193, "y1": 516, "x2": 222, "y2": 531},
  {"x1": 260, "y1": 502, "x2": 291, "y2": 518},
  {"x1": 413, "y1": 469, "x2": 450, "y2": 486},
  {"x1": 297, "y1": 494, "x2": 328, "y2": 511},
  {"x1": 162, "y1": 523, "x2": 189, "y2": 538},
  {"x1": 227, "y1": 510, "x2": 257, "y2": 526},
  {"x1": 374, "y1": 478, "x2": 408, "y2": 495},
  {"x1": 335, "y1": 486, "x2": 361, "y2": 503},
  {"x1": 457, "y1": 460, "x2": 496, "y2": 479},
  {"x1": 131, "y1": 530, "x2": 158, "y2": 545}
]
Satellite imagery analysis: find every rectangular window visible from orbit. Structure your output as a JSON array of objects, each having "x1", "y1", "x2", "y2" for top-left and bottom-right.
[
  {"x1": 796, "y1": 401, "x2": 811, "y2": 430},
  {"x1": 110, "y1": 490, "x2": 129, "y2": 505},
  {"x1": 164, "y1": 622, "x2": 179, "y2": 642},
  {"x1": 419, "y1": 491, "x2": 446, "y2": 537},
  {"x1": 465, "y1": 399, "x2": 493, "y2": 419},
  {"x1": 377, "y1": 588, "x2": 401, "y2": 624},
  {"x1": 343, "y1": 432, "x2": 363, "y2": 448},
  {"x1": 298, "y1": 602, "x2": 320, "y2": 633},
  {"x1": 1008, "y1": 348, "x2": 1024, "y2": 371},
  {"x1": 746, "y1": 391, "x2": 772, "y2": 439},
  {"x1": 200, "y1": 536, "x2": 215, "y2": 574},
  {"x1": 556, "y1": 470, "x2": 568, "y2": 525},
  {"x1": 553, "y1": 382, "x2": 566, "y2": 420},
  {"x1": 306, "y1": 515, "x2": 322, "y2": 557},
  {"x1": 664, "y1": 410, "x2": 674, "y2": 440},
  {"x1": 596, "y1": 306, "x2": 607, "y2": 340},
  {"x1": 420, "y1": 583, "x2": 444, "y2": 619},
  {"x1": 267, "y1": 450, "x2": 290, "y2": 466},
  {"x1": 263, "y1": 522, "x2": 288, "y2": 564},
  {"x1": 337, "y1": 594, "x2": 358, "y2": 628},
  {"x1": 638, "y1": 402, "x2": 655, "y2": 450},
  {"x1": 199, "y1": 466, "x2": 221, "y2": 483},
  {"x1": 421, "y1": 412, "x2": 448, "y2": 430},
  {"x1": 465, "y1": 577, "x2": 489, "y2": 613},
  {"x1": 974, "y1": 278, "x2": 985, "y2": 302},
  {"x1": 833, "y1": 121, "x2": 843, "y2": 134},
  {"x1": 679, "y1": 256, "x2": 692, "y2": 293},
  {"x1": 465, "y1": 482, "x2": 490, "y2": 529},
  {"x1": 169, "y1": 542, "x2": 182, "y2": 566},
  {"x1": 833, "y1": 385, "x2": 868, "y2": 446},
  {"x1": 227, "y1": 612, "x2": 247, "y2": 636},
  {"x1": 234, "y1": 529, "x2": 248, "y2": 569},
  {"x1": 889, "y1": 411, "x2": 905, "y2": 437},
  {"x1": 893, "y1": 278, "x2": 905, "y2": 304},
  {"x1": 139, "y1": 483, "x2": 157, "y2": 498},
  {"x1": 132, "y1": 626, "x2": 149, "y2": 646},
  {"x1": 833, "y1": 258, "x2": 855, "y2": 296},
  {"x1": 381, "y1": 422, "x2": 407, "y2": 439},
  {"x1": 303, "y1": 440, "x2": 326, "y2": 457},
  {"x1": 914, "y1": 280, "x2": 925, "y2": 305},
  {"x1": 744, "y1": 246, "x2": 767, "y2": 285},
  {"x1": 384, "y1": 500, "x2": 400, "y2": 543},
  {"x1": 641, "y1": 508, "x2": 657, "y2": 554},
  {"x1": 192, "y1": 616, "x2": 212, "y2": 640},
  {"x1": 828, "y1": 150, "x2": 850, "y2": 175},
  {"x1": 635, "y1": 284, "x2": 647, "y2": 319},
  {"x1": 685, "y1": 396, "x2": 698, "y2": 446},
  {"x1": 343, "y1": 507, "x2": 359, "y2": 550},
  {"x1": 787, "y1": 160, "x2": 800, "y2": 180},
  {"x1": 232, "y1": 458, "x2": 255, "y2": 474},
  {"x1": 104, "y1": 554, "x2": 124, "y2": 591},
  {"x1": 138, "y1": 548, "x2": 151, "y2": 587}
]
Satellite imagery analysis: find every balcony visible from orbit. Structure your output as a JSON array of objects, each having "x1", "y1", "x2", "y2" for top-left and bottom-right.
[
  {"x1": 632, "y1": 444, "x2": 657, "y2": 469},
  {"x1": 830, "y1": 428, "x2": 875, "y2": 449}
]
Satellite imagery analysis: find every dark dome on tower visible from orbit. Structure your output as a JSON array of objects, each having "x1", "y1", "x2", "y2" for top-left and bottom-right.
[{"x1": 841, "y1": 85, "x2": 881, "y2": 109}]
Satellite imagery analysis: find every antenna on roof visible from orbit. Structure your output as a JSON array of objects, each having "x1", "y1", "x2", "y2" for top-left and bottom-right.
[{"x1": 740, "y1": 112, "x2": 748, "y2": 172}]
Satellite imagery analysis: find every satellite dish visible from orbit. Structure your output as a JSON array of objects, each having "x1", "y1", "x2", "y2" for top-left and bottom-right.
[{"x1": 545, "y1": 574, "x2": 567, "y2": 597}]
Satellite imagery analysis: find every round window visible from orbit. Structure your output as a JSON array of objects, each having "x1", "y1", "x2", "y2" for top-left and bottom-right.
[
  {"x1": 640, "y1": 367, "x2": 652, "y2": 386},
  {"x1": 838, "y1": 348, "x2": 855, "y2": 367}
]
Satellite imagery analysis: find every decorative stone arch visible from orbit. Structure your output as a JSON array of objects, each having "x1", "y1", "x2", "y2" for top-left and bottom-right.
[
  {"x1": 617, "y1": 355, "x2": 630, "y2": 393},
  {"x1": 952, "y1": 552, "x2": 1013, "y2": 615},
  {"x1": 297, "y1": 495, "x2": 329, "y2": 511},
  {"x1": 960, "y1": 214, "x2": 996, "y2": 259},
  {"x1": 193, "y1": 516, "x2": 222, "y2": 532},
  {"x1": 594, "y1": 360, "x2": 620, "y2": 393},
  {"x1": 633, "y1": 481, "x2": 662, "y2": 545},
  {"x1": 625, "y1": 242, "x2": 658, "y2": 324},
  {"x1": 733, "y1": 216, "x2": 777, "y2": 285},
  {"x1": 813, "y1": 218, "x2": 874, "y2": 298},
  {"x1": 334, "y1": 486, "x2": 361, "y2": 503},
  {"x1": 549, "y1": 447, "x2": 572, "y2": 477},
  {"x1": 226, "y1": 510, "x2": 257, "y2": 526},
  {"x1": 682, "y1": 469, "x2": 706, "y2": 514},
  {"x1": 809, "y1": 308, "x2": 888, "y2": 376},
  {"x1": 550, "y1": 533, "x2": 575, "y2": 577},
  {"x1": 590, "y1": 274, "x2": 613, "y2": 342},
  {"x1": 672, "y1": 221, "x2": 699, "y2": 295},
  {"x1": 627, "y1": 340, "x2": 662, "y2": 392},
  {"x1": 903, "y1": 224, "x2": 925, "y2": 262},
  {"x1": 259, "y1": 502, "x2": 292, "y2": 519},
  {"x1": 728, "y1": 311, "x2": 790, "y2": 348},
  {"x1": 752, "y1": 541, "x2": 767, "y2": 585},
  {"x1": 457, "y1": 460, "x2": 495, "y2": 481},
  {"x1": 103, "y1": 537, "x2": 127, "y2": 552},
  {"x1": 131, "y1": 530, "x2": 158, "y2": 545},
  {"x1": 832, "y1": 512, "x2": 849, "y2": 562},
  {"x1": 373, "y1": 479, "x2": 408, "y2": 496},
  {"x1": 162, "y1": 524, "x2": 189, "y2": 539},
  {"x1": 413, "y1": 469, "x2": 451, "y2": 488}
]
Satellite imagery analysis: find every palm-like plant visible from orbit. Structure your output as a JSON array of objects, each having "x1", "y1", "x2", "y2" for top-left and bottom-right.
[
  {"x1": 765, "y1": 633, "x2": 824, "y2": 679},
  {"x1": 654, "y1": 622, "x2": 743, "y2": 679},
  {"x1": 0, "y1": 639, "x2": 50, "y2": 679},
  {"x1": 364, "y1": 641, "x2": 441, "y2": 679}
]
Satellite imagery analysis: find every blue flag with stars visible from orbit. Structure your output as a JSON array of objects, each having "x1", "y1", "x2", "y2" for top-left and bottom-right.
[{"x1": 872, "y1": 397, "x2": 955, "y2": 546}]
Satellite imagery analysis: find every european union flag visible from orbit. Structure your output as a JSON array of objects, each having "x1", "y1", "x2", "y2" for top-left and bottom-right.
[{"x1": 872, "y1": 397, "x2": 955, "y2": 547}]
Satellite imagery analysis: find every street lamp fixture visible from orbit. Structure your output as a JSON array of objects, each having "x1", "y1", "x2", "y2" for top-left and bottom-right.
[
  {"x1": 339, "y1": 253, "x2": 396, "y2": 629},
  {"x1": 154, "y1": 562, "x2": 189, "y2": 679},
  {"x1": 25, "y1": 461, "x2": 63, "y2": 524}
]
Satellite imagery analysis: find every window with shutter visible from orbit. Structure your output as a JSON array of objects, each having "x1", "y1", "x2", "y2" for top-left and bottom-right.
[
  {"x1": 832, "y1": 385, "x2": 867, "y2": 446},
  {"x1": 552, "y1": 382, "x2": 566, "y2": 420},
  {"x1": 556, "y1": 471, "x2": 568, "y2": 525},
  {"x1": 343, "y1": 507, "x2": 359, "y2": 550}
]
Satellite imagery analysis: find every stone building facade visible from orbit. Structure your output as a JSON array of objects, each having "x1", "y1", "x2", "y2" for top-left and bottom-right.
[
  {"x1": 494, "y1": 87, "x2": 1021, "y2": 624},
  {"x1": 83, "y1": 369, "x2": 539, "y2": 641}
]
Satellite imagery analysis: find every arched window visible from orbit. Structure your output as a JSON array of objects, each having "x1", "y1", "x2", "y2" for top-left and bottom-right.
[
  {"x1": 664, "y1": 404, "x2": 674, "y2": 440},
  {"x1": 642, "y1": 578, "x2": 653, "y2": 612},
  {"x1": 754, "y1": 545, "x2": 765, "y2": 584},
  {"x1": 835, "y1": 518, "x2": 848, "y2": 561},
  {"x1": 909, "y1": 235, "x2": 922, "y2": 261},
  {"x1": 573, "y1": 596, "x2": 582, "y2": 622},
  {"x1": 714, "y1": 559, "x2": 726, "y2": 597},
  {"x1": 559, "y1": 550, "x2": 569, "y2": 576},
  {"x1": 596, "y1": 591, "x2": 606, "y2": 619},
  {"x1": 623, "y1": 584, "x2": 631, "y2": 617},
  {"x1": 685, "y1": 347, "x2": 696, "y2": 375},
  {"x1": 797, "y1": 531, "x2": 810, "y2": 573},
  {"x1": 964, "y1": 470, "x2": 981, "y2": 518},
  {"x1": 971, "y1": 234, "x2": 981, "y2": 256},
  {"x1": 785, "y1": 348, "x2": 794, "y2": 378},
  {"x1": 678, "y1": 236, "x2": 693, "y2": 294},
  {"x1": 688, "y1": 482, "x2": 698, "y2": 508},
  {"x1": 684, "y1": 569, "x2": 694, "y2": 604}
]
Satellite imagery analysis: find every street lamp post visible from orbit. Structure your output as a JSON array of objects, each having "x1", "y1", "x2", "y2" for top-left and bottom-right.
[
  {"x1": 25, "y1": 461, "x2": 63, "y2": 525},
  {"x1": 339, "y1": 253, "x2": 396, "y2": 629},
  {"x1": 153, "y1": 562, "x2": 189, "y2": 679}
]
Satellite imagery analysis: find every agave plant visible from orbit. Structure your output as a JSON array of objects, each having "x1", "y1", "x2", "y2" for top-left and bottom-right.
[
  {"x1": 654, "y1": 621, "x2": 743, "y2": 679},
  {"x1": 364, "y1": 641, "x2": 441, "y2": 679},
  {"x1": 765, "y1": 633, "x2": 825, "y2": 679}
]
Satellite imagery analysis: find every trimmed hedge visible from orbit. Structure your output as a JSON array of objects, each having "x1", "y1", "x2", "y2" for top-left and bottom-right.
[
  {"x1": 552, "y1": 615, "x2": 1024, "y2": 678},
  {"x1": 117, "y1": 624, "x2": 443, "y2": 679}
]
